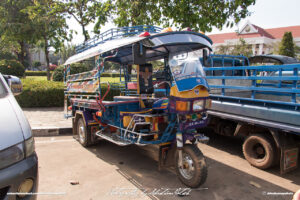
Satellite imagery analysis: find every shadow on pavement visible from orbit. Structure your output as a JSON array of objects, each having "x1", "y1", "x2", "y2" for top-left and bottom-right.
[
  {"x1": 201, "y1": 128, "x2": 300, "y2": 187},
  {"x1": 87, "y1": 140, "x2": 295, "y2": 200}
]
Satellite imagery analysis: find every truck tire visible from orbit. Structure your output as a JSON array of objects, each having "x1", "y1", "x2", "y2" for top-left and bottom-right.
[
  {"x1": 243, "y1": 134, "x2": 276, "y2": 169},
  {"x1": 175, "y1": 144, "x2": 207, "y2": 188},
  {"x1": 77, "y1": 118, "x2": 91, "y2": 147}
]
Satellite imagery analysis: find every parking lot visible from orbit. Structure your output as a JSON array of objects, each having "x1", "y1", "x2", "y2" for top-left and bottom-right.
[{"x1": 35, "y1": 133, "x2": 300, "y2": 200}]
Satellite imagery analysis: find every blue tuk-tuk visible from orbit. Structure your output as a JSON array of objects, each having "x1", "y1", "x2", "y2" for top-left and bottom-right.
[{"x1": 64, "y1": 25, "x2": 213, "y2": 187}]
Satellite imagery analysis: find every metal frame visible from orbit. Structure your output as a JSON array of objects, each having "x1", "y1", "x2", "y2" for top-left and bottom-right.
[
  {"x1": 205, "y1": 64, "x2": 300, "y2": 106},
  {"x1": 75, "y1": 25, "x2": 162, "y2": 53}
]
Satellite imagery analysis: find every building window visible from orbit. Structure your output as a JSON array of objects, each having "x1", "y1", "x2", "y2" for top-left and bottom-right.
[
  {"x1": 262, "y1": 51, "x2": 265, "y2": 54},
  {"x1": 256, "y1": 44, "x2": 259, "y2": 48}
]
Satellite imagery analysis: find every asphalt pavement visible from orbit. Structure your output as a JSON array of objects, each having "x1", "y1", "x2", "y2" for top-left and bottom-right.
[{"x1": 35, "y1": 135, "x2": 300, "y2": 200}]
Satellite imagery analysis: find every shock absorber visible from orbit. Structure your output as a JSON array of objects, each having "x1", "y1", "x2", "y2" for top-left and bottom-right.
[{"x1": 176, "y1": 132, "x2": 183, "y2": 168}]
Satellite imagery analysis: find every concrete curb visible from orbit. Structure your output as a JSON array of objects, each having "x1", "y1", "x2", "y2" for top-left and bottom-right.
[{"x1": 32, "y1": 127, "x2": 72, "y2": 137}]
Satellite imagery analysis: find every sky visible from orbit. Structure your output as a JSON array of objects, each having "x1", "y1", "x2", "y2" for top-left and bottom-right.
[{"x1": 67, "y1": 0, "x2": 300, "y2": 45}]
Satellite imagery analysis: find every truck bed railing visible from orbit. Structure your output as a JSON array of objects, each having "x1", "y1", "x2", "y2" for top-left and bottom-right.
[{"x1": 204, "y1": 64, "x2": 300, "y2": 111}]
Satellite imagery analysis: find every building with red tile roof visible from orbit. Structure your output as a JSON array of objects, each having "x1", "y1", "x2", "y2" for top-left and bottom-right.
[{"x1": 208, "y1": 21, "x2": 300, "y2": 55}]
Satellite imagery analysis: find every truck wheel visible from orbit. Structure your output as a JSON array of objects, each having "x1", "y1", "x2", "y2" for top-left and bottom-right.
[
  {"x1": 243, "y1": 134, "x2": 276, "y2": 169},
  {"x1": 175, "y1": 144, "x2": 207, "y2": 188},
  {"x1": 77, "y1": 118, "x2": 91, "y2": 147}
]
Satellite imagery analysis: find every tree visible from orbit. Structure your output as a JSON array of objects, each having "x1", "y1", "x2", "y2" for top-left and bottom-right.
[
  {"x1": 113, "y1": 0, "x2": 256, "y2": 32},
  {"x1": 279, "y1": 32, "x2": 295, "y2": 57},
  {"x1": 0, "y1": 40, "x2": 18, "y2": 60},
  {"x1": 0, "y1": 0, "x2": 36, "y2": 66},
  {"x1": 215, "y1": 45, "x2": 231, "y2": 55},
  {"x1": 231, "y1": 38, "x2": 252, "y2": 57},
  {"x1": 215, "y1": 38, "x2": 252, "y2": 57},
  {"x1": 59, "y1": 44, "x2": 76, "y2": 64},
  {"x1": 26, "y1": 0, "x2": 70, "y2": 80},
  {"x1": 59, "y1": 0, "x2": 112, "y2": 42},
  {"x1": 113, "y1": 1, "x2": 159, "y2": 26}
]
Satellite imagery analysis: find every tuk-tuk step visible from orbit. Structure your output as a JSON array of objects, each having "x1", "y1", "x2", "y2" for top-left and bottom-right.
[{"x1": 95, "y1": 131, "x2": 132, "y2": 146}]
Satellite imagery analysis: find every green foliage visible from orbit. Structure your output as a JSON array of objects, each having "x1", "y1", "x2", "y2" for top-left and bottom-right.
[
  {"x1": 215, "y1": 38, "x2": 252, "y2": 57},
  {"x1": 15, "y1": 78, "x2": 64, "y2": 107},
  {"x1": 294, "y1": 44, "x2": 300, "y2": 55},
  {"x1": 0, "y1": 40, "x2": 19, "y2": 58},
  {"x1": 279, "y1": 32, "x2": 295, "y2": 57},
  {"x1": 52, "y1": 65, "x2": 64, "y2": 81},
  {"x1": 59, "y1": 44, "x2": 76, "y2": 64},
  {"x1": 0, "y1": 0, "x2": 37, "y2": 66},
  {"x1": 15, "y1": 78, "x2": 121, "y2": 107},
  {"x1": 101, "y1": 73, "x2": 120, "y2": 77},
  {"x1": 0, "y1": 52, "x2": 17, "y2": 60},
  {"x1": 0, "y1": 59, "x2": 25, "y2": 77},
  {"x1": 26, "y1": 0, "x2": 70, "y2": 80},
  {"x1": 22, "y1": 59, "x2": 30, "y2": 69},
  {"x1": 25, "y1": 71, "x2": 49, "y2": 76},
  {"x1": 33, "y1": 61, "x2": 41, "y2": 67},
  {"x1": 59, "y1": 0, "x2": 112, "y2": 42},
  {"x1": 0, "y1": 1, "x2": 36, "y2": 42},
  {"x1": 113, "y1": 0, "x2": 256, "y2": 32},
  {"x1": 150, "y1": 60, "x2": 164, "y2": 71},
  {"x1": 104, "y1": 61, "x2": 120, "y2": 71},
  {"x1": 52, "y1": 63, "x2": 91, "y2": 81},
  {"x1": 70, "y1": 63, "x2": 90, "y2": 74},
  {"x1": 100, "y1": 84, "x2": 121, "y2": 101},
  {"x1": 49, "y1": 52, "x2": 60, "y2": 65}
]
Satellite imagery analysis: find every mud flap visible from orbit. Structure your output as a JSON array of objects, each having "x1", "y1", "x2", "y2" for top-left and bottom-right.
[
  {"x1": 280, "y1": 146, "x2": 299, "y2": 174},
  {"x1": 158, "y1": 143, "x2": 176, "y2": 171},
  {"x1": 90, "y1": 125, "x2": 100, "y2": 144}
]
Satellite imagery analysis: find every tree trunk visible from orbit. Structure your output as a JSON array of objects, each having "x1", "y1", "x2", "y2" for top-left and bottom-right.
[
  {"x1": 17, "y1": 40, "x2": 26, "y2": 67},
  {"x1": 43, "y1": 36, "x2": 50, "y2": 81},
  {"x1": 82, "y1": 25, "x2": 88, "y2": 42}
]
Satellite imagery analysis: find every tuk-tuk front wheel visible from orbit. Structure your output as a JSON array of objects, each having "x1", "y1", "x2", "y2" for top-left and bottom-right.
[{"x1": 175, "y1": 144, "x2": 207, "y2": 188}]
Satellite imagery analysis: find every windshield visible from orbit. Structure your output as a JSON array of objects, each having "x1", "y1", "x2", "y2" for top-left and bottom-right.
[
  {"x1": 168, "y1": 48, "x2": 209, "y2": 92},
  {"x1": 169, "y1": 50, "x2": 205, "y2": 80}
]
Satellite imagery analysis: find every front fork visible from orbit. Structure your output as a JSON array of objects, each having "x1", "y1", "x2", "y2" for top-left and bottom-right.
[
  {"x1": 176, "y1": 132, "x2": 184, "y2": 168},
  {"x1": 176, "y1": 131, "x2": 209, "y2": 168}
]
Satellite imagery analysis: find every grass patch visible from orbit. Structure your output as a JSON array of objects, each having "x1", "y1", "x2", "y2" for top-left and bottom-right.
[{"x1": 99, "y1": 77, "x2": 123, "y2": 83}]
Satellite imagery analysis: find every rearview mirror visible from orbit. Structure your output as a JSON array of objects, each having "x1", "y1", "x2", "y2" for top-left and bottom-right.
[
  {"x1": 5, "y1": 75, "x2": 23, "y2": 96},
  {"x1": 203, "y1": 49, "x2": 209, "y2": 66}
]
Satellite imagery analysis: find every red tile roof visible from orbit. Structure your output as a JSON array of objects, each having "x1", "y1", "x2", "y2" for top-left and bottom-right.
[
  {"x1": 266, "y1": 26, "x2": 300, "y2": 39},
  {"x1": 208, "y1": 25, "x2": 300, "y2": 44}
]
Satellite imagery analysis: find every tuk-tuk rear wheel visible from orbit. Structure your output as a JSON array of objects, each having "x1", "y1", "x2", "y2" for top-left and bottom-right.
[
  {"x1": 175, "y1": 144, "x2": 207, "y2": 188},
  {"x1": 77, "y1": 118, "x2": 91, "y2": 147}
]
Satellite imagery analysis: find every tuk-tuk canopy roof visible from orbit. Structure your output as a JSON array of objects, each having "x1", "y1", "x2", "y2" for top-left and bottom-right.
[{"x1": 64, "y1": 29, "x2": 213, "y2": 66}]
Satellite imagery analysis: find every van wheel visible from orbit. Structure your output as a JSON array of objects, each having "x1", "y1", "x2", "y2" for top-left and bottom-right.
[
  {"x1": 243, "y1": 134, "x2": 276, "y2": 169},
  {"x1": 77, "y1": 118, "x2": 91, "y2": 147},
  {"x1": 175, "y1": 144, "x2": 207, "y2": 188}
]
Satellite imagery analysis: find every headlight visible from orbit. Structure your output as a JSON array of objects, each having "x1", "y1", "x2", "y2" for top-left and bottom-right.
[
  {"x1": 25, "y1": 137, "x2": 35, "y2": 157},
  {"x1": 0, "y1": 143, "x2": 24, "y2": 170},
  {"x1": 193, "y1": 100, "x2": 204, "y2": 111},
  {"x1": 176, "y1": 101, "x2": 190, "y2": 111}
]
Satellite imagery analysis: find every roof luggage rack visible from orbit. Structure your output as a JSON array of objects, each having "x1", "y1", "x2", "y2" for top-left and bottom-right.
[{"x1": 75, "y1": 25, "x2": 162, "y2": 53}]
